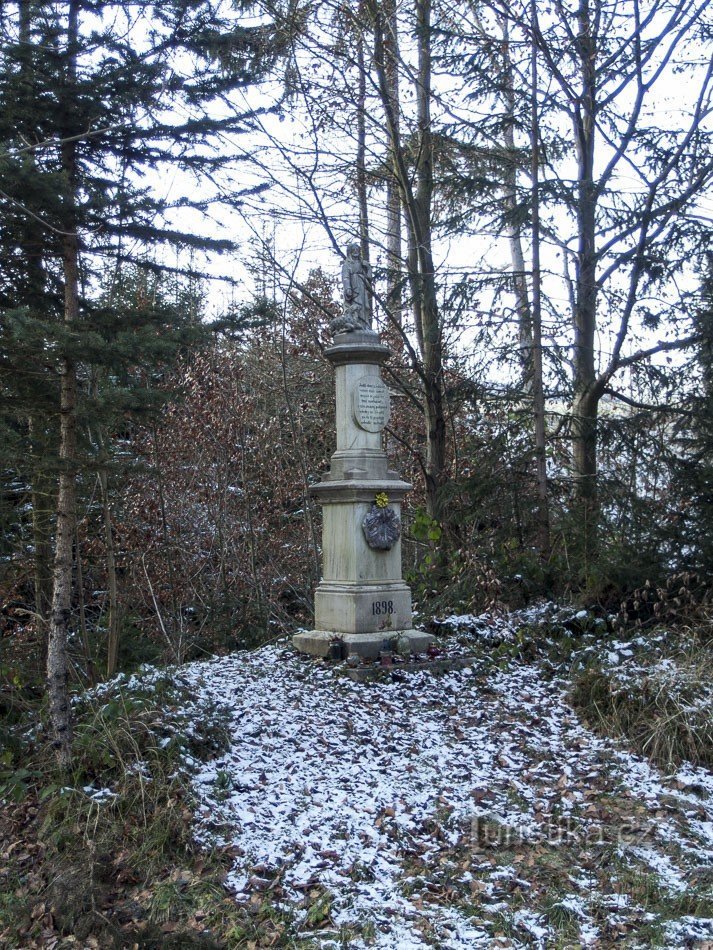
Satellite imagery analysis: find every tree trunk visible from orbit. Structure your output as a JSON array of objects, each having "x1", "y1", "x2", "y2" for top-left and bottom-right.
[
  {"x1": 529, "y1": 0, "x2": 550, "y2": 556},
  {"x1": 572, "y1": 0, "x2": 599, "y2": 529},
  {"x1": 500, "y1": 16, "x2": 533, "y2": 392},
  {"x1": 47, "y1": 322, "x2": 78, "y2": 769},
  {"x1": 371, "y1": 0, "x2": 448, "y2": 522},
  {"x1": 74, "y1": 523, "x2": 95, "y2": 683},
  {"x1": 29, "y1": 419, "x2": 54, "y2": 639},
  {"x1": 47, "y1": 0, "x2": 80, "y2": 768},
  {"x1": 572, "y1": 388, "x2": 599, "y2": 508},
  {"x1": 413, "y1": 0, "x2": 446, "y2": 521},
  {"x1": 89, "y1": 403, "x2": 119, "y2": 678},
  {"x1": 383, "y1": 0, "x2": 403, "y2": 330},
  {"x1": 355, "y1": 15, "x2": 371, "y2": 324}
]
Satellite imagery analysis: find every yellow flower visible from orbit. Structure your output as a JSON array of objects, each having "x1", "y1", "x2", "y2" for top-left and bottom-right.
[{"x1": 375, "y1": 492, "x2": 389, "y2": 509}]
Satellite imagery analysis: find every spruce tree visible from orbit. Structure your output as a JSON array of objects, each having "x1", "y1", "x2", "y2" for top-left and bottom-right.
[{"x1": 0, "y1": 0, "x2": 284, "y2": 764}]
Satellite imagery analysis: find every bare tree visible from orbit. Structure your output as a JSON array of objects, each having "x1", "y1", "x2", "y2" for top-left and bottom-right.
[
  {"x1": 453, "y1": 0, "x2": 712, "y2": 553},
  {"x1": 248, "y1": 0, "x2": 451, "y2": 520},
  {"x1": 530, "y1": 0, "x2": 713, "y2": 534},
  {"x1": 370, "y1": 0, "x2": 448, "y2": 519}
]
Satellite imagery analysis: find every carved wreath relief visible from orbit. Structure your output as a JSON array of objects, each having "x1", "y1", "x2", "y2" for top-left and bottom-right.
[{"x1": 362, "y1": 504, "x2": 401, "y2": 551}]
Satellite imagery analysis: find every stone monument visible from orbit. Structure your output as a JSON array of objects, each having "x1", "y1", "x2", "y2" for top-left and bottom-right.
[{"x1": 293, "y1": 245, "x2": 433, "y2": 659}]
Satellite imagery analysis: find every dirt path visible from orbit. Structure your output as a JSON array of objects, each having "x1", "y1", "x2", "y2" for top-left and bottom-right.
[{"x1": 185, "y1": 643, "x2": 713, "y2": 948}]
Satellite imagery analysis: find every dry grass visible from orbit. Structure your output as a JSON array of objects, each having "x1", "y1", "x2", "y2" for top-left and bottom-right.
[{"x1": 571, "y1": 621, "x2": 713, "y2": 770}]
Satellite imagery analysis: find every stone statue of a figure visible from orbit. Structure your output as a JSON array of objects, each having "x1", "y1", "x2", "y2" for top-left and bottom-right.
[{"x1": 331, "y1": 243, "x2": 373, "y2": 335}]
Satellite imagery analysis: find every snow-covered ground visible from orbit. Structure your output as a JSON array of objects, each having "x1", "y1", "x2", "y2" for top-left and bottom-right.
[{"x1": 180, "y1": 628, "x2": 713, "y2": 949}]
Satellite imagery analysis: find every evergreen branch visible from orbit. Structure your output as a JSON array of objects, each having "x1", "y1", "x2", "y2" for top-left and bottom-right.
[{"x1": 0, "y1": 188, "x2": 80, "y2": 237}]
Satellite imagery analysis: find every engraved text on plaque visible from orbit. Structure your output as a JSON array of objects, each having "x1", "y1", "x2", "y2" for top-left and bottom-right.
[{"x1": 353, "y1": 376, "x2": 390, "y2": 432}]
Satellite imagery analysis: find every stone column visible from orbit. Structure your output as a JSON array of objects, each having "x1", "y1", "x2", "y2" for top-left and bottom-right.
[{"x1": 293, "y1": 330, "x2": 433, "y2": 659}]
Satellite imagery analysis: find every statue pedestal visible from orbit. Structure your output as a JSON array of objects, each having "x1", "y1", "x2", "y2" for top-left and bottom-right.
[{"x1": 293, "y1": 331, "x2": 433, "y2": 659}]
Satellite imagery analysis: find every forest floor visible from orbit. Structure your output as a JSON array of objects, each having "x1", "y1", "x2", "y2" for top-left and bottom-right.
[
  {"x1": 2, "y1": 605, "x2": 713, "y2": 948},
  {"x1": 181, "y1": 609, "x2": 713, "y2": 949}
]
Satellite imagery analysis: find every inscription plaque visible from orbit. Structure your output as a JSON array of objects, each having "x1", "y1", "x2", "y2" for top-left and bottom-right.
[{"x1": 353, "y1": 376, "x2": 390, "y2": 432}]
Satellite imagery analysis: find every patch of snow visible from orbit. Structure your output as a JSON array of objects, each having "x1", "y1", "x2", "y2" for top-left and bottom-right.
[
  {"x1": 664, "y1": 916, "x2": 713, "y2": 943},
  {"x1": 628, "y1": 847, "x2": 686, "y2": 893},
  {"x1": 82, "y1": 785, "x2": 118, "y2": 803},
  {"x1": 121, "y1": 622, "x2": 713, "y2": 949},
  {"x1": 513, "y1": 909, "x2": 549, "y2": 944}
]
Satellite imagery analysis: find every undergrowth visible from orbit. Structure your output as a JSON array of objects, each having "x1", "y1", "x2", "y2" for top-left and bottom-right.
[
  {"x1": 569, "y1": 587, "x2": 713, "y2": 770},
  {"x1": 570, "y1": 628, "x2": 713, "y2": 770},
  {"x1": 0, "y1": 669, "x2": 254, "y2": 948},
  {"x1": 433, "y1": 576, "x2": 713, "y2": 774},
  {"x1": 2, "y1": 574, "x2": 710, "y2": 946}
]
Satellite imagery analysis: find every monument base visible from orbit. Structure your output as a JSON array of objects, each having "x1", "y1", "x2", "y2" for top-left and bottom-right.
[
  {"x1": 314, "y1": 581, "x2": 413, "y2": 635},
  {"x1": 293, "y1": 629, "x2": 434, "y2": 660}
]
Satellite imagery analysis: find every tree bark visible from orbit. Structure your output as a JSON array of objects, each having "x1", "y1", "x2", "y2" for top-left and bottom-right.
[
  {"x1": 529, "y1": 0, "x2": 550, "y2": 557},
  {"x1": 383, "y1": 0, "x2": 403, "y2": 329},
  {"x1": 47, "y1": 306, "x2": 78, "y2": 769},
  {"x1": 500, "y1": 16, "x2": 533, "y2": 392},
  {"x1": 74, "y1": 522, "x2": 95, "y2": 683},
  {"x1": 47, "y1": 0, "x2": 80, "y2": 768},
  {"x1": 88, "y1": 399, "x2": 119, "y2": 678},
  {"x1": 355, "y1": 13, "x2": 371, "y2": 325},
  {"x1": 20, "y1": 7, "x2": 54, "y2": 647},
  {"x1": 29, "y1": 419, "x2": 54, "y2": 638},
  {"x1": 571, "y1": 0, "x2": 599, "y2": 527},
  {"x1": 371, "y1": 0, "x2": 448, "y2": 521},
  {"x1": 413, "y1": 0, "x2": 447, "y2": 520}
]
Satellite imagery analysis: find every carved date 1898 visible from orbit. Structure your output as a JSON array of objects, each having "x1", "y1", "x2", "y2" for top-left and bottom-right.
[{"x1": 372, "y1": 600, "x2": 394, "y2": 616}]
